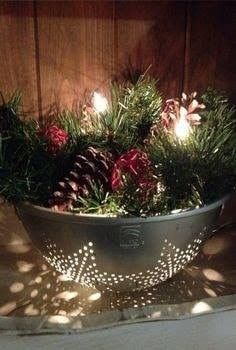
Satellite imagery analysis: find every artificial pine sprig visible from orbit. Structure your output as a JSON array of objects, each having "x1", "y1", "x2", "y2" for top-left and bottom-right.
[
  {"x1": 0, "y1": 80, "x2": 235, "y2": 216},
  {"x1": 148, "y1": 89, "x2": 236, "y2": 211},
  {"x1": 121, "y1": 75, "x2": 162, "y2": 141},
  {"x1": 0, "y1": 95, "x2": 74, "y2": 204},
  {"x1": 72, "y1": 185, "x2": 124, "y2": 216},
  {"x1": 80, "y1": 75, "x2": 162, "y2": 154}
]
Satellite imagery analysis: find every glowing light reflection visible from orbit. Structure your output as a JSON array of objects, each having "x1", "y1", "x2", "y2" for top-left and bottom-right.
[
  {"x1": 175, "y1": 117, "x2": 191, "y2": 140},
  {"x1": 92, "y1": 92, "x2": 108, "y2": 113},
  {"x1": 88, "y1": 291, "x2": 101, "y2": 301},
  {"x1": 191, "y1": 301, "x2": 212, "y2": 314}
]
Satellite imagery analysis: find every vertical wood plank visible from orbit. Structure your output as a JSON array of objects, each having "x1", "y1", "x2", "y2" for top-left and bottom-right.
[
  {"x1": 36, "y1": 0, "x2": 115, "y2": 112},
  {"x1": 115, "y1": 1, "x2": 187, "y2": 98},
  {"x1": 0, "y1": 2, "x2": 38, "y2": 246},
  {"x1": 0, "y1": 1, "x2": 38, "y2": 114},
  {"x1": 184, "y1": 1, "x2": 236, "y2": 101}
]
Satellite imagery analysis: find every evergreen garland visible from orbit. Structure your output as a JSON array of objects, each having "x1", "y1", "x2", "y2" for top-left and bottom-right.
[{"x1": 0, "y1": 77, "x2": 235, "y2": 217}]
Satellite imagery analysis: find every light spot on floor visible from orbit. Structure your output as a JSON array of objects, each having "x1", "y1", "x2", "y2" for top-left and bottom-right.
[
  {"x1": 88, "y1": 291, "x2": 101, "y2": 301},
  {"x1": 16, "y1": 260, "x2": 34, "y2": 273},
  {"x1": 24, "y1": 304, "x2": 39, "y2": 316},
  {"x1": 48, "y1": 315, "x2": 70, "y2": 324},
  {"x1": 204, "y1": 287, "x2": 217, "y2": 297},
  {"x1": 191, "y1": 301, "x2": 212, "y2": 314},
  {"x1": 55, "y1": 291, "x2": 78, "y2": 301},
  {"x1": 203, "y1": 269, "x2": 225, "y2": 282},
  {"x1": 0, "y1": 301, "x2": 17, "y2": 315},
  {"x1": 203, "y1": 236, "x2": 229, "y2": 255},
  {"x1": 30, "y1": 289, "x2": 39, "y2": 298},
  {"x1": 9, "y1": 282, "x2": 24, "y2": 293}
]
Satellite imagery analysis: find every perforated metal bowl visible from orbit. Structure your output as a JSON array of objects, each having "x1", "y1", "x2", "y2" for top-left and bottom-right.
[{"x1": 16, "y1": 198, "x2": 226, "y2": 292}]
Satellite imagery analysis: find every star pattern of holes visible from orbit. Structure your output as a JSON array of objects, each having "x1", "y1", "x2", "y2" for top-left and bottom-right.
[{"x1": 43, "y1": 232, "x2": 206, "y2": 291}]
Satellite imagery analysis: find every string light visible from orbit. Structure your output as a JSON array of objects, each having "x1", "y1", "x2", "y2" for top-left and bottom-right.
[
  {"x1": 174, "y1": 117, "x2": 191, "y2": 141},
  {"x1": 92, "y1": 91, "x2": 108, "y2": 113}
]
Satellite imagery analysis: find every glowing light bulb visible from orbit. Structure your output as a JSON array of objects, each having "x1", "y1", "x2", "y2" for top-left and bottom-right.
[
  {"x1": 92, "y1": 91, "x2": 108, "y2": 113},
  {"x1": 174, "y1": 117, "x2": 191, "y2": 140}
]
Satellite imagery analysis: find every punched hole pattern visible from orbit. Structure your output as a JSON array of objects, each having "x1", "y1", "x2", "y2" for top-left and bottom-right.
[{"x1": 43, "y1": 230, "x2": 207, "y2": 291}]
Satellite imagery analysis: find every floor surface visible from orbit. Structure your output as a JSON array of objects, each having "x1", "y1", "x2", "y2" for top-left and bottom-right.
[{"x1": 1, "y1": 309, "x2": 236, "y2": 350}]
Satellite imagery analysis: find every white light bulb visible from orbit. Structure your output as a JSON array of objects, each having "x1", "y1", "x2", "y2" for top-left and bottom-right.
[
  {"x1": 92, "y1": 91, "x2": 108, "y2": 113},
  {"x1": 174, "y1": 117, "x2": 191, "y2": 140}
]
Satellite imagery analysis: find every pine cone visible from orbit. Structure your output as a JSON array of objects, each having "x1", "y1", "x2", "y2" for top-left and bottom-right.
[{"x1": 50, "y1": 147, "x2": 114, "y2": 211}]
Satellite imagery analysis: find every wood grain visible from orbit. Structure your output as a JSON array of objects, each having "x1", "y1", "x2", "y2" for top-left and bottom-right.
[
  {"x1": 0, "y1": 1, "x2": 38, "y2": 115},
  {"x1": 184, "y1": 1, "x2": 236, "y2": 102},
  {"x1": 115, "y1": 1, "x2": 187, "y2": 98},
  {"x1": 36, "y1": 0, "x2": 115, "y2": 112}
]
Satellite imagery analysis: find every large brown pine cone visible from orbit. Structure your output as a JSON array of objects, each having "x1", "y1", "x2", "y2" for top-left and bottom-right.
[{"x1": 50, "y1": 147, "x2": 114, "y2": 211}]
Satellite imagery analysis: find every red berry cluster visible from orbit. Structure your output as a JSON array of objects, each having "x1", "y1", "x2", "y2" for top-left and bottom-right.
[
  {"x1": 111, "y1": 149, "x2": 156, "y2": 194},
  {"x1": 43, "y1": 125, "x2": 69, "y2": 155}
]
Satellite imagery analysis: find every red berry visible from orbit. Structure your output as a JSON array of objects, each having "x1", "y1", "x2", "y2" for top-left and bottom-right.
[
  {"x1": 43, "y1": 125, "x2": 69, "y2": 155},
  {"x1": 111, "y1": 149, "x2": 154, "y2": 192}
]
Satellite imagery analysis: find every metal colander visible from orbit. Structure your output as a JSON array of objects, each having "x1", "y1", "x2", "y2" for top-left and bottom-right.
[{"x1": 16, "y1": 198, "x2": 225, "y2": 292}]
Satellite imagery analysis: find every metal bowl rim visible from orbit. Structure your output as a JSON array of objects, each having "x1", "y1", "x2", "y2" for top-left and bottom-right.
[{"x1": 16, "y1": 195, "x2": 229, "y2": 225}]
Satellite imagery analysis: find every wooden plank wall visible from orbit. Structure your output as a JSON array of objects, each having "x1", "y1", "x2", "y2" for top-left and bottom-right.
[
  {"x1": 0, "y1": 1, "x2": 38, "y2": 114},
  {"x1": 184, "y1": 1, "x2": 236, "y2": 99},
  {"x1": 0, "y1": 0, "x2": 235, "y2": 118}
]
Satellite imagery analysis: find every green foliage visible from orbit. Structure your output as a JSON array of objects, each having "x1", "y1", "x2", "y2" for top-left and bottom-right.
[
  {"x1": 58, "y1": 110, "x2": 82, "y2": 140},
  {"x1": 0, "y1": 92, "x2": 23, "y2": 134},
  {"x1": 0, "y1": 96, "x2": 73, "y2": 204},
  {"x1": 0, "y1": 83, "x2": 235, "y2": 217},
  {"x1": 72, "y1": 185, "x2": 124, "y2": 216},
  {"x1": 88, "y1": 75, "x2": 162, "y2": 154},
  {"x1": 148, "y1": 90, "x2": 236, "y2": 211},
  {"x1": 121, "y1": 75, "x2": 162, "y2": 140},
  {"x1": 114, "y1": 176, "x2": 167, "y2": 216},
  {"x1": 58, "y1": 109, "x2": 90, "y2": 155},
  {"x1": 190, "y1": 89, "x2": 236, "y2": 202},
  {"x1": 0, "y1": 113, "x2": 52, "y2": 203},
  {"x1": 148, "y1": 131, "x2": 203, "y2": 211}
]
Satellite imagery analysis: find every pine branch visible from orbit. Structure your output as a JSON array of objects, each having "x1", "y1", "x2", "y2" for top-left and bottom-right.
[
  {"x1": 81, "y1": 76, "x2": 162, "y2": 154},
  {"x1": 72, "y1": 185, "x2": 124, "y2": 216},
  {"x1": 0, "y1": 83, "x2": 235, "y2": 217},
  {"x1": 148, "y1": 89, "x2": 236, "y2": 211}
]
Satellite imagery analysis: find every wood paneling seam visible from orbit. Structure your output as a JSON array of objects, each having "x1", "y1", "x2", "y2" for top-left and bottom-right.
[
  {"x1": 33, "y1": 0, "x2": 42, "y2": 119},
  {"x1": 183, "y1": 1, "x2": 191, "y2": 94}
]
